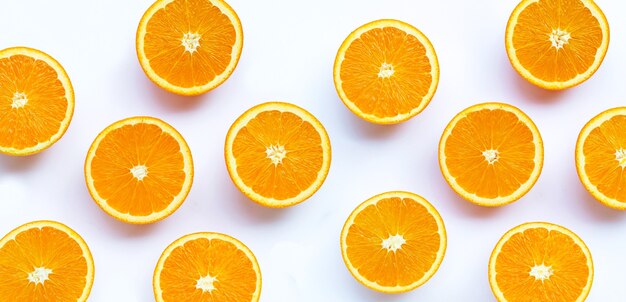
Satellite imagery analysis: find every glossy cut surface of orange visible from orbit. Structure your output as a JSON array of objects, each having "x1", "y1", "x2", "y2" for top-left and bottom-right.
[
  {"x1": 489, "y1": 222, "x2": 593, "y2": 302},
  {"x1": 506, "y1": 0, "x2": 609, "y2": 89},
  {"x1": 154, "y1": 233, "x2": 261, "y2": 302},
  {"x1": 334, "y1": 19, "x2": 439, "y2": 124},
  {"x1": 225, "y1": 102, "x2": 331, "y2": 207},
  {"x1": 439, "y1": 103, "x2": 543, "y2": 206},
  {"x1": 0, "y1": 47, "x2": 74, "y2": 156},
  {"x1": 576, "y1": 107, "x2": 626, "y2": 209},
  {"x1": 137, "y1": 0, "x2": 243, "y2": 95},
  {"x1": 341, "y1": 192, "x2": 446, "y2": 293},
  {"x1": 0, "y1": 221, "x2": 94, "y2": 302},
  {"x1": 85, "y1": 117, "x2": 193, "y2": 224}
]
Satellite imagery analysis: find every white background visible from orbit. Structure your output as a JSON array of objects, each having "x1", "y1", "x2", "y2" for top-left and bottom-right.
[{"x1": 1, "y1": 0, "x2": 626, "y2": 301}]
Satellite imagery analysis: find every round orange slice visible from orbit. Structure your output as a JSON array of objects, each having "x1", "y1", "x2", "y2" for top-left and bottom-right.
[
  {"x1": 333, "y1": 19, "x2": 439, "y2": 124},
  {"x1": 489, "y1": 222, "x2": 593, "y2": 302},
  {"x1": 85, "y1": 116, "x2": 194, "y2": 224},
  {"x1": 0, "y1": 47, "x2": 74, "y2": 156},
  {"x1": 0, "y1": 220, "x2": 95, "y2": 301},
  {"x1": 136, "y1": 0, "x2": 243, "y2": 96},
  {"x1": 154, "y1": 232, "x2": 261, "y2": 302},
  {"x1": 576, "y1": 107, "x2": 626, "y2": 210},
  {"x1": 225, "y1": 102, "x2": 331, "y2": 208},
  {"x1": 340, "y1": 191, "x2": 446, "y2": 293},
  {"x1": 505, "y1": 0, "x2": 610, "y2": 90},
  {"x1": 439, "y1": 103, "x2": 543, "y2": 206}
]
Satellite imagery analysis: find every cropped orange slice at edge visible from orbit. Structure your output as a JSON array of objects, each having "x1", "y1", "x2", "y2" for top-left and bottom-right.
[
  {"x1": 225, "y1": 102, "x2": 331, "y2": 208},
  {"x1": 576, "y1": 107, "x2": 626, "y2": 210},
  {"x1": 0, "y1": 220, "x2": 94, "y2": 302},
  {"x1": 340, "y1": 191, "x2": 446, "y2": 293},
  {"x1": 505, "y1": 0, "x2": 609, "y2": 90},
  {"x1": 0, "y1": 47, "x2": 74, "y2": 156},
  {"x1": 333, "y1": 19, "x2": 439, "y2": 124},
  {"x1": 154, "y1": 232, "x2": 261, "y2": 302},
  {"x1": 439, "y1": 103, "x2": 543, "y2": 206},
  {"x1": 136, "y1": 0, "x2": 243, "y2": 95},
  {"x1": 489, "y1": 222, "x2": 593, "y2": 302},
  {"x1": 84, "y1": 117, "x2": 193, "y2": 224}
]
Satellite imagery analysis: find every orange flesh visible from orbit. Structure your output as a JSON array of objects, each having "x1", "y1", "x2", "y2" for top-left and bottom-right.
[
  {"x1": 582, "y1": 115, "x2": 626, "y2": 202},
  {"x1": 90, "y1": 123, "x2": 186, "y2": 216},
  {"x1": 511, "y1": 0, "x2": 603, "y2": 82},
  {"x1": 345, "y1": 197, "x2": 441, "y2": 287},
  {"x1": 0, "y1": 226, "x2": 88, "y2": 301},
  {"x1": 340, "y1": 27, "x2": 433, "y2": 117},
  {"x1": 0, "y1": 54, "x2": 68, "y2": 150},
  {"x1": 444, "y1": 109, "x2": 535, "y2": 198},
  {"x1": 232, "y1": 110, "x2": 323, "y2": 200},
  {"x1": 159, "y1": 238, "x2": 258, "y2": 301},
  {"x1": 494, "y1": 228, "x2": 589, "y2": 301},
  {"x1": 143, "y1": 0, "x2": 236, "y2": 88}
]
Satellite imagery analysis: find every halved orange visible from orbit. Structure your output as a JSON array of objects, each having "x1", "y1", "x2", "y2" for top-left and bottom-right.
[
  {"x1": 340, "y1": 191, "x2": 446, "y2": 293},
  {"x1": 154, "y1": 232, "x2": 261, "y2": 302},
  {"x1": 333, "y1": 19, "x2": 439, "y2": 124},
  {"x1": 489, "y1": 222, "x2": 593, "y2": 302},
  {"x1": 576, "y1": 107, "x2": 626, "y2": 210},
  {"x1": 0, "y1": 220, "x2": 95, "y2": 301},
  {"x1": 225, "y1": 102, "x2": 331, "y2": 208},
  {"x1": 439, "y1": 103, "x2": 543, "y2": 206},
  {"x1": 505, "y1": 0, "x2": 610, "y2": 90},
  {"x1": 136, "y1": 0, "x2": 243, "y2": 95},
  {"x1": 0, "y1": 47, "x2": 74, "y2": 156},
  {"x1": 85, "y1": 116, "x2": 193, "y2": 224}
]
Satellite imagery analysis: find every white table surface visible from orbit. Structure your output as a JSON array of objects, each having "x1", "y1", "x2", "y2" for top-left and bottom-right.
[{"x1": 1, "y1": 0, "x2": 626, "y2": 301}]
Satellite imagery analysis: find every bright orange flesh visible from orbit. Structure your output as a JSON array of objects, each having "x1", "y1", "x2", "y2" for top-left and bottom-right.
[
  {"x1": 225, "y1": 102, "x2": 331, "y2": 207},
  {"x1": 506, "y1": 0, "x2": 609, "y2": 90},
  {"x1": 154, "y1": 233, "x2": 261, "y2": 302},
  {"x1": 340, "y1": 192, "x2": 446, "y2": 293},
  {"x1": 334, "y1": 19, "x2": 439, "y2": 124},
  {"x1": 576, "y1": 107, "x2": 626, "y2": 209},
  {"x1": 85, "y1": 117, "x2": 193, "y2": 224},
  {"x1": 137, "y1": 0, "x2": 243, "y2": 95},
  {"x1": 489, "y1": 222, "x2": 593, "y2": 302},
  {"x1": 0, "y1": 47, "x2": 74, "y2": 156},
  {"x1": 439, "y1": 103, "x2": 543, "y2": 206},
  {"x1": 0, "y1": 221, "x2": 94, "y2": 302}
]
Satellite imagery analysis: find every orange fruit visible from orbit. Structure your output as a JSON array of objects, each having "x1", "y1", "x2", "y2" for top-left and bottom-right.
[
  {"x1": 505, "y1": 0, "x2": 609, "y2": 90},
  {"x1": 576, "y1": 107, "x2": 626, "y2": 210},
  {"x1": 154, "y1": 232, "x2": 261, "y2": 302},
  {"x1": 333, "y1": 19, "x2": 439, "y2": 124},
  {"x1": 0, "y1": 47, "x2": 74, "y2": 156},
  {"x1": 136, "y1": 0, "x2": 243, "y2": 96},
  {"x1": 224, "y1": 102, "x2": 331, "y2": 208},
  {"x1": 84, "y1": 116, "x2": 194, "y2": 224},
  {"x1": 489, "y1": 222, "x2": 593, "y2": 302},
  {"x1": 439, "y1": 103, "x2": 543, "y2": 206},
  {"x1": 0, "y1": 220, "x2": 95, "y2": 302},
  {"x1": 340, "y1": 191, "x2": 446, "y2": 293}
]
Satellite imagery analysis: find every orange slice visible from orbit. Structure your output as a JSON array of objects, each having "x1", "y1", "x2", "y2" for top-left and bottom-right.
[
  {"x1": 333, "y1": 19, "x2": 439, "y2": 124},
  {"x1": 85, "y1": 116, "x2": 194, "y2": 224},
  {"x1": 136, "y1": 0, "x2": 243, "y2": 96},
  {"x1": 575, "y1": 107, "x2": 626, "y2": 210},
  {"x1": 340, "y1": 191, "x2": 446, "y2": 293},
  {"x1": 489, "y1": 222, "x2": 593, "y2": 302},
  {"x1": 0, "y1": 220, "x2": 95, "y2": 302},
  {"x1": 505, "y1": 0, "x2": 610, "y2": 90},
  {"x1": 439, "y1": 103, "x2": 543, "y2": 206},
  {"x1": 154, "y1": 232, "x2": 261, "y2": 302},
  {"x1": 0, "y1": 47, "x2": 74, "y2": 156},
  {"x1": 224, "y1": 102, "x2": 331, "y2": 208}
]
